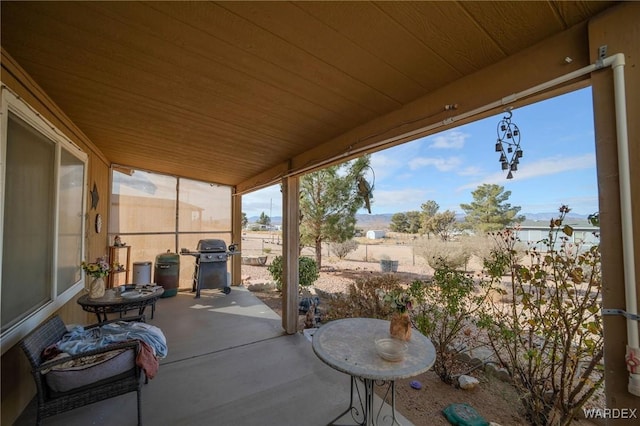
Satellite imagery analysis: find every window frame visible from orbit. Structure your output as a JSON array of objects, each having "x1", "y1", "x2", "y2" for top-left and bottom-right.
[{"x1": 0, "y1": 85, "x2": 88, "y2": 353}]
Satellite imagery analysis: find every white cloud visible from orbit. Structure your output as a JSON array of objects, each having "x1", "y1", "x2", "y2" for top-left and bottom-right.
[
  {"x1": 409, "y1": 156, "x2": 462, "y2": 172},
  {"x1": 428, "y1": 130, "x2": 469, "y2": 150},
  {"x1": 370, "y1": 152, "x2": 404, "y2": 181},
  {"x1": 458, "y1": 166, "x2": 484, "y2": 176},
  {"x1": 242, "y1": 185, "x2": 282, "y2": 217},
  {"x1": 371, "y1": 188, "x2": 434, "y2": 213},
  {"x1": 456, "y1": 153, "x2": 596, "y2": 192},
  {"x1": 370, "y1": 142, "x2": 424, "y2": 182}
]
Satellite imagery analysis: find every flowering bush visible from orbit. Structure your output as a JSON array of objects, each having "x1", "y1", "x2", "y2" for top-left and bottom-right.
[
  {"x1": 81, "y1": 257, "x2": 110, "y2": 278},
  {"x1": 478, "y1": 205, "x2": 603, "y2": 425}
]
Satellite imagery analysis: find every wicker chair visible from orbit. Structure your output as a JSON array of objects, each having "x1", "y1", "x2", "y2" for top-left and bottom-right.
[{"x1": 19, "y1": 315, "x2": 144, "y2": 425}]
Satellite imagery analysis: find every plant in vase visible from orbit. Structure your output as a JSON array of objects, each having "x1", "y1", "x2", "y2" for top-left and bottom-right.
[
  {"x1": 82, "y1": 257, "x2": 110, "y2": 299},
  {"x1": 384, "y1": 288, "x2": 414, "y2": 341}
]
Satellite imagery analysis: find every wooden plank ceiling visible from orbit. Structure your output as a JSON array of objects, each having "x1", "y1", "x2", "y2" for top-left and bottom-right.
[{"x1": 0, "y1": 1, "x2": 614, "y2": 190}]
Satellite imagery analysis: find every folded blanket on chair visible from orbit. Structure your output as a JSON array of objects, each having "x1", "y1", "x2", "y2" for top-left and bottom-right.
[
  {"x1": 57, "y1": 321, "x2": 168, "y2": 358},
  {"x1": 137, "y1": 340, "x2": 159, "y2": 379}
]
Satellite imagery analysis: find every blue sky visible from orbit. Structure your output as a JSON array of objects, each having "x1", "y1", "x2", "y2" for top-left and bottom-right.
[{"x1": 243, "y1": 87, "x2": 598, "y2": 218}]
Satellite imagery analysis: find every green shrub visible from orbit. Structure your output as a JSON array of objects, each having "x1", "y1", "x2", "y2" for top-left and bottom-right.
[
  {"x1": 267, "y1": 255, "x2": 319, "y2": 291},
  {"x1": 409, "y1": 267, "x2": 489, "y2": 384},
  {"x1": 326, "y1": 274, "x2": 403, "y2": 321}
]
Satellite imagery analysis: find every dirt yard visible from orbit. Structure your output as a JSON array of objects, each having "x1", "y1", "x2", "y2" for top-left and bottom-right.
[
  {"x1": 239, "y1": 233, "x2": 598, "y2": 426},
  {"x1": 244, "y1": 258, "x2": 531, "y2": 426}
]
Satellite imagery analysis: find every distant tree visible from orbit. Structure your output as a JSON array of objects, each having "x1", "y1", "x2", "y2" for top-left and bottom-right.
[
  {"x1": 460, "y1": 184, "x2": 524, "y2": 233},
  {"x1": 390, "y1": 212, "x2": 409, "y2": 233},
  {"x1": 430, "y1": 210, "x2": 457, "y2": 241},
  {"x1": 390, "y1": 211, "x2": 421, "y2": 233},
  {"x1": 300, "y1": 155, "x2": 372, "y2": 268},
  {"x1": 406, "y1": 211, "x2": 422, "y2": 234},
  {"x1": 419, "y1": 200, "x2": 440, "y2": 238},
  {"x1": 258, "y1": 211, "x2": 271, "y2": 226},
  {"x1": 241, "y1": 212, "x2": 249, "y2": 228}
]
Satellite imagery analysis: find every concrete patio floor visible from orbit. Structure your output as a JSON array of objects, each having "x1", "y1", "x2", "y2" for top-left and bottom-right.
[{"x1": 15, "y1": 287, "x2": 414, "y2": 426}]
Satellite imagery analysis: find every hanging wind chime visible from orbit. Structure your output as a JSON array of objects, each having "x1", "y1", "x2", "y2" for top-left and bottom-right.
[{"x1": 494, "y1": 108, "x2": 523, "y2": 179}]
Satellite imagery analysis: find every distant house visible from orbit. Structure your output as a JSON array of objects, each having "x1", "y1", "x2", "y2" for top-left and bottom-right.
[
  {"x1": 246, "y1": 222, "x2": 281, "y2": 231},
  {"x1": 515, "y1": 225, "x2": 599, "y2": 250},
  {"x1": 366, "y1": 230, "x2": 386, "y2": 240}
]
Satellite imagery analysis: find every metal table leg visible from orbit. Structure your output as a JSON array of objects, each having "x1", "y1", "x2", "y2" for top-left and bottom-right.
[{"x1": 329, "y1": 376, "x2": 401, "y2": 426}]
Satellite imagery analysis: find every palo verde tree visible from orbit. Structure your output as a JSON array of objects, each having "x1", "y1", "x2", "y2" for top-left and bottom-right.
[
  {"x1": 419, "y1": 200, "x2": 440, "y2": 239},
  {"x1": 300, "y1": 155, "x2": 372, "y2": 269},
  {"x1": 406, "y1": 211, "x2": 422, "y2": 234},
  {"x1": 429, "y1": 210, "x2": 458, "y2": 241},
  {"x1": 460, "y1": 183, "x2": 524, "y2": 233},
  {"x1": 419, "y1": 200, "x2": 457, "y2": 240}
]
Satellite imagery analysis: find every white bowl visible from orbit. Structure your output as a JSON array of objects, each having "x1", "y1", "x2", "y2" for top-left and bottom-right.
[
  {"x1": 375, "y1": 338, "x2": 408, "y2": 362},
  {"x1": 121, "y1": 291, "x2": 142, "y2": 299}
]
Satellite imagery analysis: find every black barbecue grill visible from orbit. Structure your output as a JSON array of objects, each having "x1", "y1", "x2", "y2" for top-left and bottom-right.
[{"x1": 180, "y1": 239, "x2": 239, "y2": 299}]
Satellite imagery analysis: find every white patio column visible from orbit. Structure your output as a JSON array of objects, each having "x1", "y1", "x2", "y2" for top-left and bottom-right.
[{"x1": 281, "y1": 176, "x2": 300, "y2": 334}]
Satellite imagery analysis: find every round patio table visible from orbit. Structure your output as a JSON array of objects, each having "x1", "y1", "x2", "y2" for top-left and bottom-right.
[
  {"x1": 312, "y1": 317, "x2": 436, "y2": 426},
  {"x1": 77, "y1": 285, "x2": 164, "y2": 323}
]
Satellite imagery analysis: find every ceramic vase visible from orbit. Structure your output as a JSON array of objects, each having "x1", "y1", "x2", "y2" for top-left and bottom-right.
[
  {"x1": 89, "y1": 276, "x2": 106, "y2": 299},
  {"x1": 390, "y1": 312, "x2": 411, "y2": 341}
]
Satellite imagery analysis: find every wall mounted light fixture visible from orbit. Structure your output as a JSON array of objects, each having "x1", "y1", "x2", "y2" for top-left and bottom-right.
[{"x1": 494, "y1": 108, "x2": 522, "y2": 179}]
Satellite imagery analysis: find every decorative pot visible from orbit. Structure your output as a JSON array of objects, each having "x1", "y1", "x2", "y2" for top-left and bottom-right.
[
  {"x1": 390, "y1": 312, "x2": 411, "y2": 341},
  {"x1": 88, "y1": 276, "x2": 106, "y2": 299},
  {"x1": 380, "y1": 259, "x2": 399, "y2": 273}
]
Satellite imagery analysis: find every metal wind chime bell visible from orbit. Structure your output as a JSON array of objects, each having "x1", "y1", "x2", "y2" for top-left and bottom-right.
[{"x1": 494, "y1": 109, "x2": 523, "y2": 179}]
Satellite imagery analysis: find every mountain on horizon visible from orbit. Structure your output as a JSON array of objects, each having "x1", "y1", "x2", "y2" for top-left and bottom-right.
[{"x1": 248, "y1": 211, "x2": 592, "y2": 230}]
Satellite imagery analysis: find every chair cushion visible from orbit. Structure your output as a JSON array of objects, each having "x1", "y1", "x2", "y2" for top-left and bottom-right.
[{"x1": 44, "y1": 348, "x2": 134, "y2": 393}]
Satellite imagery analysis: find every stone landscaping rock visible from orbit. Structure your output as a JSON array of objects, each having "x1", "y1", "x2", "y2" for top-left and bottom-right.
[
  {"x1": 458, "y1": 375, "x2": 480, "y2": 390},
  {"x1": 470, "y1": 346, "x2": 496, "y2": 362},
  {"x1": 246, "y1": 281, "x2": 276, "y2": 292},
  {"x1": 484, "y1": 362, "x2": 511, "y2": 382},
  {"x1": 455, "y1": 352, "x2": 472, "y2": 364}
]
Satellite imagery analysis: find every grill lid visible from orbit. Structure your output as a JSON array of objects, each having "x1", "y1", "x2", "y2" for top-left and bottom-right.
[
  {"x1": 156, "y1": 251, "x2": 180, "y2": 263},
  {"x1": 196, "y1": 239, "x2": 227, "y2": 253}
]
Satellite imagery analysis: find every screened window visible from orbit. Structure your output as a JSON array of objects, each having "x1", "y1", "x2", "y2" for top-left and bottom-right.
[
  {"x1": 1, "y1": 89, "x2": 87, "y2": 350},
  {"x1": 110, "y1": 169, "x2": 232, "y2": 289},
  {"x1": 179, "y1": 179, "x2": 231, "y2": 232}
]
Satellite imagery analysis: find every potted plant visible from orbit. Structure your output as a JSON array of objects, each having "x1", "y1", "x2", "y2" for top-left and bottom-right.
[
  {"x1": 82, "y1": 256, "x2": 110, "y2": 299},
  {"x1": 384, "y1": 288, "x2": 413, "y2": 340}
]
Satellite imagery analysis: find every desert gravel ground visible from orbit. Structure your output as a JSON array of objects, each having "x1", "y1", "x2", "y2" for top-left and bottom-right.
[{"x1": 240, "y1": 254, "x2": 597, "y2": 426}]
